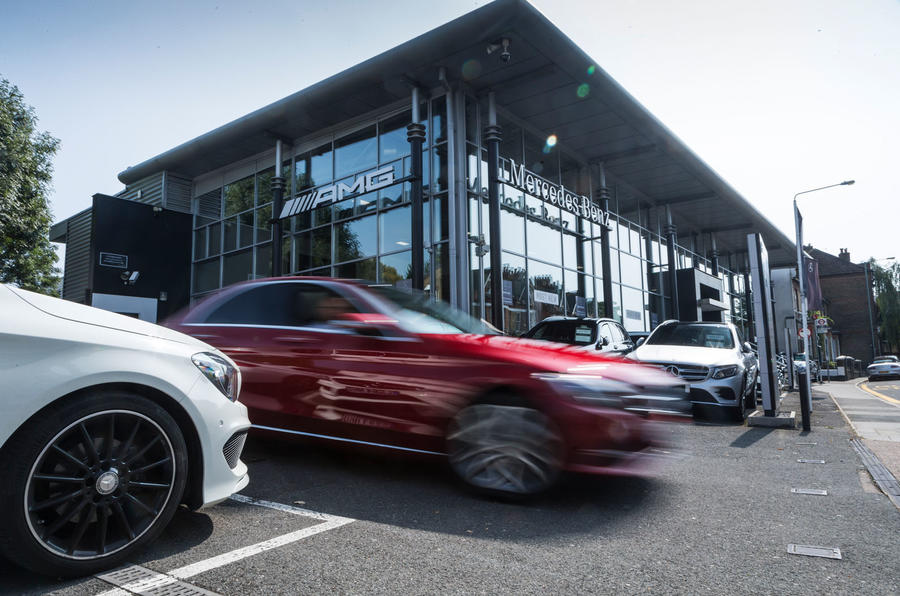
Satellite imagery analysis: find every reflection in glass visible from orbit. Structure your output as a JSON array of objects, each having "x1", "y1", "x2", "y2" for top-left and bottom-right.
[
  {"x1": 336, "y1": 257, "x2": 377, "y2": 281},
  {"x1": 501, "y1": 207, "x2": 524, "y2": 254},
  {"x1": 239, "y1": 212, "x2": 254, "y2": 248},
  {"x1": 255, "y1": 243, "x2": 272, "y2": 278},
  {"x1": 194, "y1": 228, "x2": 207, "y2": 260},
  {"x1": 502, "y1": 252, "x2": 528, "y2": 336},
  {"x1": 209, "y1": 222, "x2": 221, "y2": 256},
  {"x1": 224, "y1": 217, "x2": 237, "y2": 252},
  {"x1": 380, "y1": 205, "x2": 411, "y2": 253},
  {"x1": 622, "y1": 286, "x2": 647, "y2": 332},
  {"x1": 193, "y1": 259, "x2": 219, "y2": 294},
  {"x1": 223, "y1": 249, "x2": 253, "y2": 287},
  {"x1": 620, "y1": 252, "x2": 644, "y2": 290},
  {"x1": 528, "y1": 259, "x2": 564, "y2": 327},
  {"x1": 336, "y1": 214, "x2": 377, "y2": 262},
  {"x1": 380, "y1": 250, "x2": 411, "y2": 285},
  {"x1": 335, "y1": 126, "x2": 377, "y2": 179},
  {"x1": 380, "y1": 111, "x2": 411, "y2": 163},
  {"x1": 224, "y1": 176, "x2": 254, "y2": 217},
  {"x1": 526, "y1": 217, "x2": 561, "y2": 265},
  {"x1": 432, "y1": 96, "x2": 447, "y2": 144},
  {"x1": 309, "y1": 143, "x2": 333, "y2": 188},
  {"x1": 256, "y1": 204, "x2": 271, "y2": 243}
]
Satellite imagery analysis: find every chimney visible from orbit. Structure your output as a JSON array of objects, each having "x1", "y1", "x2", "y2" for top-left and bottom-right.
[{"x1": 839, "y1": 248, "x2": 850, "y2": 262}]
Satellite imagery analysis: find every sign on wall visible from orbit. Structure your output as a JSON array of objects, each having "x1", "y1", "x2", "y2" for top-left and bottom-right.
[
  {"x1": 278, "y1": 166, "x2": 395, "y2": 220},
  {"x1": 499, "y1": 158, "x2": 611, "y2": 228},
  {"x1": 99, "y1": 252, "x2": 128, "y2": 268}
]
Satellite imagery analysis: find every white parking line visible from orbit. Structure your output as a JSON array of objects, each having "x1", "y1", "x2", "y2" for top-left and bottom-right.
[{"x1": 95, "y1": 495, "x2": 354, "y2": 595}]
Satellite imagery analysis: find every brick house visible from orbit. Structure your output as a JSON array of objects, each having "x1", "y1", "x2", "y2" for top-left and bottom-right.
[{"x1": 810, "y1": 247, "x2": 877, "y2": 363}]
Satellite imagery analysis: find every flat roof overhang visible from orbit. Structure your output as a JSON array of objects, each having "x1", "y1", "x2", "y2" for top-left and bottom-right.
[{"x1": 117, "y1": 0, "x2": 794, "y2": 267}]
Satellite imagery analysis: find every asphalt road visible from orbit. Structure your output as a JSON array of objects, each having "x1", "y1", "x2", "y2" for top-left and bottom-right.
[
  {"x1": 2, "y1": 395, "x2": 899, "y2": 595},
  {"x1": 860, "y1": 380, "x2": 900, "y2": 403}
]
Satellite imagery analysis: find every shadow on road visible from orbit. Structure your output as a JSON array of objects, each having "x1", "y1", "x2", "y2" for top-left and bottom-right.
[{"x1": 729, "y1": 427, "x2": 774, "y2": 448}]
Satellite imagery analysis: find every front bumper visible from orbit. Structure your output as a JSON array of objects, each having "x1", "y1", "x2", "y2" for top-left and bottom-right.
[
  {"x1": 683, "y1": 377, "x2": 745, "y2": 407},
  {"x1": 184, "y1": 373, "x2": 252, "y2": 507}
]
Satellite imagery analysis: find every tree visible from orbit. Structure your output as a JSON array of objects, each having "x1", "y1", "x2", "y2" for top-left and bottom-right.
[
  {"x1": 0, "y1": 77, "x2": 60, "y2": 294},
  {"x1": 870, "y1": 259, "x2": 900, "y2": 354}
]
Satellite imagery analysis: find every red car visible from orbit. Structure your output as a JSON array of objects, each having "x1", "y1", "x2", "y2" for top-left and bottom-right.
[{"x1": 166, "y1": 278, "x2": 689, "y2": 496}]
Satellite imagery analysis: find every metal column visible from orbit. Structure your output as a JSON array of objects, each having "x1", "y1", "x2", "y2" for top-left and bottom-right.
[
  {"x1": 664, "y1": 205, "x2": 680, "y2": 320},
  {"x1": 484, "y1": 92, "x2": 503, "y2": 331},
  {"x1": 710, "y1": 234, "x2": 719, "y2": 277},
  {"x1": 407, "y1": 88, "x2": 427, "y2": 291},
  {"x1": 598, "y1": 164, "x2": 613, "y2": 318},
  {"x1": 271, "y1": 140, "x2": 285, "y2": 277}
]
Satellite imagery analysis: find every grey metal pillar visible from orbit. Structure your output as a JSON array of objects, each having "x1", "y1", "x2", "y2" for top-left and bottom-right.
[
  {"x1": 407, "y1": 88, "x2": 426, "y2": 291},
  {"x1": 484, "y1": 92, "x2": 503, "y2": 331},
  {"x1": 271, "y1": 140, "x2": 285, "y2": 277},
  {"x1": 665, "y1": 205, "x2": 680, "y2": 320},
  {"x1": 710, "y1": 234, "x2": 719, "y2": 276},
  {"x1": 599, "y1": 164, "x2": 613, "y2": 318}
]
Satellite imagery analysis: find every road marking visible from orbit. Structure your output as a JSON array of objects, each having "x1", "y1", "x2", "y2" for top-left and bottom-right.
[
  {"x1": 858, "y1": 382, "x2": 900, "y2": 406},
  {"x1": 95, "y1": 495, "x2": 354, "y2": 595}
]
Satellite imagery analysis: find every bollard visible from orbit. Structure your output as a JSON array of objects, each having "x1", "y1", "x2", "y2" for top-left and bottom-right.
[{"x1": 798, "y1": 370, "x2": 811, "y2": 432}]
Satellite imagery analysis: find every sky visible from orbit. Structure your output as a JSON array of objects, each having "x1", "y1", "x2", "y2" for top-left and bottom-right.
[{"x1": 2, "y1": 0, "x2": 898, "y2": 267}]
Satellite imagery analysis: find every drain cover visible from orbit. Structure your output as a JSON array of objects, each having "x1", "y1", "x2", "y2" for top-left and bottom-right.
[
  {"x1": 787, "y1": 544, "x2": 842, "y2": 559},
  {"x1": 797, "y1": 459, "x2": 826, "y2": 464},
  {"x1": 96, "y1": 565, "x2": 221, "y2": 596},
  {"x1": 791, "y1": 488, "x2": 828, "y2": 495}
]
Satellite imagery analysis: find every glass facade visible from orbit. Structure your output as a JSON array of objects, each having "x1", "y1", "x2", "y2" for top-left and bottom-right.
[{"x1": 190, "y1": 89, "x2": 749, "y2": 340}]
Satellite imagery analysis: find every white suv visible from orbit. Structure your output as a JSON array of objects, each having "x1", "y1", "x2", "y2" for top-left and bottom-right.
[{"x1": 0, "y1": 284, "x2": 250, "y2": 576}]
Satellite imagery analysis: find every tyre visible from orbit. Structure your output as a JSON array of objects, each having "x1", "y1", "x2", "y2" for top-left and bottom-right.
[
  {"x1": 446, "y1": 403, "x2": 563, "y2": 497},
  {"x1": 0, "y1": 391, "x2": 188, "y2": 577}
]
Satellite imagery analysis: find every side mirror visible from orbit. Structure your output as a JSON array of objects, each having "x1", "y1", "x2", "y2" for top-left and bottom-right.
[
  {"x1": 743, "y1": 342, "x2": 754, "y2": 353},
  {"x1": 636, "y1": 337, "x2": 645, "y2": 347},
  {"x1": 599, "y1": 336, "x2": 610, "y2": 347}
]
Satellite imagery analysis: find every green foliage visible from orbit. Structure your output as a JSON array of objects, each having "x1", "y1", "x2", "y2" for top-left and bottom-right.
[
  {"x1": 0, "y1": 77, "x2": 60, "y2": 295},
  {"x1": 870, "y1": 259, "x2": 900, "y2": 351}
]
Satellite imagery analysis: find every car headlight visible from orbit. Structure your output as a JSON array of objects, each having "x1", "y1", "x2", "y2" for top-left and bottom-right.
[
  {"x1": 711, "y1": 365, "x2": 739, "y2": 380},
  {"x1": 192, "y1": 352, "x2": 240, "y2": 401}
]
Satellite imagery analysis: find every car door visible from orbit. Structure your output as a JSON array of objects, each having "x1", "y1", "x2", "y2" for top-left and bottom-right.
[{"x1": 611, "y1": 322, "x2": 635, "y2": 355}]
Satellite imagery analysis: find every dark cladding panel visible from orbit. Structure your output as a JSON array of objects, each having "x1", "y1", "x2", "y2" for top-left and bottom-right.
[{"x1": 61, "y1": 210, "x2": 93, "y2": 304}]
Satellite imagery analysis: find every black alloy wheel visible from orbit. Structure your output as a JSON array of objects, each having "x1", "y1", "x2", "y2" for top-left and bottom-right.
[{"x1": 0, "y1": 392, "x2": 188, "y2": 577}]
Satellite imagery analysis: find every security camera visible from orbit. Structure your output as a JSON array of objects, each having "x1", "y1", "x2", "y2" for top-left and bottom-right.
[
  {"x1": 486, "y1": 38, "x2": 511, "y2": 64},
  {"x1": 121, "y1": 270, "x2": 140, "y2": 286}
]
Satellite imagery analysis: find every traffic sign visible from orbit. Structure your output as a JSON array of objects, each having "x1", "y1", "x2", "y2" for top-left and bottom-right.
[
  {"x1": 815, "y1": 318, "x2": 828, "y2": 327},
  {"x1": 799, "y1": 328, "x2": 811, "y2": 339}
]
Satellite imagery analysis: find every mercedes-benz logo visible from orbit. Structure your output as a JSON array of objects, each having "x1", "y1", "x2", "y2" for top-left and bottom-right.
[
  {"x1": 665, "y1": 365, "x2": 680, "y2": 377},
  {"x1": 95, "y1": 470, "x2": 120, "y2": 495}
]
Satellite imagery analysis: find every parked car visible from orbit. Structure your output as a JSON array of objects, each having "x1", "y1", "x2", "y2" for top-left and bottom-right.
[
  {"x1": 867, "y1": 357, "x2": 900, "y2": 381},
  {"x1": 166, "y1": 277, "x2": 690, "y2": 498},
  {"x1": 521, "y1": 316, "x2": 635, "y2": 356},
  {"x1": 792, "y1": 353, "x2": 820, "y2": 377},
  {"x1": 627, "y1": 320, "x2": 758, "y2": 419},
  {"x1": 0, "y1": 284, "x2": 250, "y2": 577}
]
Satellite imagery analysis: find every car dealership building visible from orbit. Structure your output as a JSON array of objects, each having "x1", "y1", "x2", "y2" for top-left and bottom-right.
[{"x1": 51, "y1": 0, "x2": 795, "y2": 337}]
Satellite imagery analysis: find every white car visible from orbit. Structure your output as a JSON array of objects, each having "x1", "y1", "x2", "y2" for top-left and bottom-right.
[{"x1": 0, "y1": 284, "x2": 250, "y2": 576}]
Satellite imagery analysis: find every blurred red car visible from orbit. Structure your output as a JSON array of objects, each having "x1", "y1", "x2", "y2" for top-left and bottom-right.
[{"x1": 166, "y1": 277, "x2": 689, "y2": 496}]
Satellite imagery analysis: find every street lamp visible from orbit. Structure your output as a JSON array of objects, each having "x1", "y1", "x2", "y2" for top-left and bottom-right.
[{"x1": 793, "y1": 180, "x2": 854, "y2": 431}]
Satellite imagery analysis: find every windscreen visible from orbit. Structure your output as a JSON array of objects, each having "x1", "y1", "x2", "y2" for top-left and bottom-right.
[
  {"x1": 647, "y1": 324, "x2": 734, "y2": 349},
  {"x1": 524, "y1": 320, "x2": 596, "y2": 346},
  {"x1": 367, "y1": 286, "x2": 499, "y2": 335}
]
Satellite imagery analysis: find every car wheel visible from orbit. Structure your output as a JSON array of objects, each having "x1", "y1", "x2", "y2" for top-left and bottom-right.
[
  {"x1": 446, "y1": 403, "x2": 563, "y2": 497},
  {"x1": 0, "y1": 391, "x2": 188, "y2": 577}
]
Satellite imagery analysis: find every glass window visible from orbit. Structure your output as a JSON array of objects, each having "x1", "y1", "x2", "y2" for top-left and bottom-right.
[
  {"x1": 336, "y1": 257, "x2": 376, "y2": 281},
  {"x1": 524, "y1": 130, "x2": 559, "y2": 183},
  {"x1": 294, "y1": 157, "x2": 310, "y2": 191},
  {"x1": 499, "y1": 118, "x2": 523, "y2": 163},
  {"x1": 194, "y1": 227, "x2": 207, "y2": 260},
  {"x1": 380, "y1": 250, "x2": 411, "y2": 285},
  {"x1": 620, "y1": 252, "x2": 644, "y2": 289},
  {"x1": 502, "y1": 252, "x2": 528, "y2": 336},
  {"x1": 379, "y1": 111, "x2": 411, "y2": 163},
  {"x1": 430, "y1": 243, "x2": 451, "y2": 303},
  {"x1": 526, "y1": 217, "x2": 561, "y2": 265},
  {"x1": 526, "y1": 320, "x2": 596, "y2": 346},
  {"x1": 193, "y1": 259, "x2": 219, "y2": 294},
  {"x1": 598, "y1": 323, "x2": 614, "y2": 346},
  {"x1": 466, "y1": 143, "x2": 480, "y2": 192},
  {"x1": 432, "y1": 144, "x2": 448, "y2": 192},
  {"x1": 336, "y1": 214, "x2": 377, "y2": 262},
  {"x1": 224, "y1": 176, "x2": 254, "y2": 217},
  {"x1": 239, "y1": 211, "x2": 254, "y2": 248},
  {"x1": 622, "y1": 286, "x2": 647, "y2": 332},
  {"x1": 380, "y1": 205, "x2": 411, "y2": 253},
  {"x1": 335, "y1": 126, "x2": 377, "y2": 179},
  {"x1": 562, "y1": 230, "x2": 579, "y2": 271},
  {"x1": 465, "y1": 96, "x2": 477, "y2": 143},
  {"x1": 501, "y1": 207, "x2": 524, "y2": 254},
  {"x1": 309, "y1": 143, "x2": 333, "y2": 188},
  {"x1": 529, "y1": 259, "x2": 564, "y2": 326},
  {"x1": 256, "y1": 168, "x2": 274, "y2": 206},
  {"x1": 223, "y1": 217, "x2": 237, "y2": 252},
  {"x1": 432, "y1": 195, "x2": 448, "y2": 243},
  {"x1": 255, "y1": 243, "x2": 272, "y2": 278},
  {"x1": 222, "y1": 249, "x2": 253, "y2": 287},
  {"x1": 256, "y1": 204, "x2": 272, "y2": 243},
  {"x1": 208, "y1": 222, "x2": 221, "y2": 256}
]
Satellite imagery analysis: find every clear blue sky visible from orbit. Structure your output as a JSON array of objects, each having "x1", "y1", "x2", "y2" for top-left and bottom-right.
[{"x1": 2, "y1": 0, "x2": 898, "y2": 265}]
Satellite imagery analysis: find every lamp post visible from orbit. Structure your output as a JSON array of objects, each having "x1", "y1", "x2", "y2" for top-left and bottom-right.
[{"x1": 794, "y1": 180, "x2": 854, "y2": 431}]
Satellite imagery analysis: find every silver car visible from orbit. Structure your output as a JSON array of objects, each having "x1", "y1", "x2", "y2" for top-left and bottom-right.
[
  {"x1": 628, "y1": 321, "x2": 758, "y2": 419},
  {"x1": 867, "y1": 355, "x2": 900, "y2": 381}
]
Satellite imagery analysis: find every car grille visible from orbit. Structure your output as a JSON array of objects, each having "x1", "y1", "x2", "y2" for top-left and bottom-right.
[
  {"x1": 649, "y1": 363, "x2": 709, "y2": 382},
  {"x1": 223, "y1": 430, "x2": 248, "y2": 469}
]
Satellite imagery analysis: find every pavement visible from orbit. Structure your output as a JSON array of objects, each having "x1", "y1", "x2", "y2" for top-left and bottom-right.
[
  {"x1": 815, "y1": 378, "x2": 900, "y2": 482},
  {"x1": 2, "y1": 391, "x2": 899, "y2": 595}
]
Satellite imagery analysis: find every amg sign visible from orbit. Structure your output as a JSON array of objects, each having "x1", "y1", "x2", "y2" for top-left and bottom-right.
[
  {"x1": 279, "y1": 166, "x2": 395, "y2": 219},
  {"x1": 500, "y1": 158, "x2": 610, "y2": 228}
]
